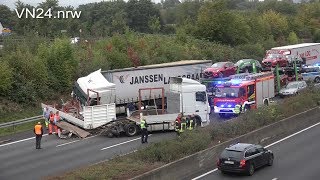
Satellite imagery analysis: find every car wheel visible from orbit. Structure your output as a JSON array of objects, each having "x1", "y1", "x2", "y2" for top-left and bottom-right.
[
  {"x1": 221, "y1": 170, "x2": 227, "y2": 175},
  {"x1": 248, "y1": 163, "x2": 255, "y2": 176},
  {"x1": 314, "y1": 77, "x2": 320, "y2": 83},
  {"x1": 267, "y1": 156, "x2": 274, "y2": 166}
]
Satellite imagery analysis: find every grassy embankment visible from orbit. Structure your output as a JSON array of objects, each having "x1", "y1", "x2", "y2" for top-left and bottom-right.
[{"x1": 49, "y1": 87, "x2": 320, "y2": 180}]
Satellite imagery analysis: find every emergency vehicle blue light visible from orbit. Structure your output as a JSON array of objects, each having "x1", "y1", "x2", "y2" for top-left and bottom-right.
[
  {"x1": 221, "y1": 104, "x2": 224, "y2": 107},
  {"x1": 230, "y1": 79, "x2": 242, "y2": 85}
]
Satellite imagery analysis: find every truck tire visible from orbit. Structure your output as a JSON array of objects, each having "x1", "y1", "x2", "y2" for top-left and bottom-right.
[
  {"x1": 314, "y1": 77, "x2": 320, "y2": 83},
  {"x1": 124, "y1": 124, "x2": 138, "y2": 137},
  {"x1": 264, "y1": 99, "x2": 269, "y2": 106}
]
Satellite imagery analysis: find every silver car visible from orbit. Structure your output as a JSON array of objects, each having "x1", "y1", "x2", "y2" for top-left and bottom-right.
[
  {"x1": 301, "y1": 66, "x2": 320, "y2": 83},
  {"x1": 279, "y1": 81, "x2": 307, "y2": 97}
]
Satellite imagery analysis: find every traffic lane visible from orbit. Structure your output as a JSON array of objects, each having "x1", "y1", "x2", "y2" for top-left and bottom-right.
[
  {"x1": 197, "y1": 122, "x2": 320, "y2": 180},
  {"x1": 0, "y1": 131, "x2": 176, "y2": 180}
]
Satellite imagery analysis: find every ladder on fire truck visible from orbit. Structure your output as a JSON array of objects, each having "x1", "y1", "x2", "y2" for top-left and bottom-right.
[{"x1": 230, "y1": 72, "x2": 274, "y2": 81}]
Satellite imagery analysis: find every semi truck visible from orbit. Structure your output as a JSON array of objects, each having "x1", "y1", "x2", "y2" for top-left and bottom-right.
[
  {"x1": 42, "y1": 68, "x2": 211, "y2": 138},
  {"x1": 96, "y1": 60, "x2": 212, "y2": 114},
  {"x1": 262, "y1": 43, "x2": 320, "y2": 68},
  {"x1": 213, "y1": 72, "x2": 275, "y2": 117}
]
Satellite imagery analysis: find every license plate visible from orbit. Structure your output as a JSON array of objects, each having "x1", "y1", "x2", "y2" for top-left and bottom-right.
[{"x1": 224, "y1": 161, "x2": 234, "y2": 164}]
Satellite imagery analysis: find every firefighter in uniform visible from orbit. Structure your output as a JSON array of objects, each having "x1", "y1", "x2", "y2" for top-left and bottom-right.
[
  {"x1": 175, "y1": 113, "x2": 182, "y2": 135},
  {"x1": 188, "y1": 115, "x2": 195, "y2": 130},
  {"x1": 234, "y1": 104, "x2": 241, "y2": 115},
  {"x1": 140, "y1": 117, "x2": 148, "y2": 143},
  {"x1": 34, "y1": 122, "x2": 43, "y2": 149},
  {"x1": 180, "y1": 116, "x2": 187, "y2": 134}
]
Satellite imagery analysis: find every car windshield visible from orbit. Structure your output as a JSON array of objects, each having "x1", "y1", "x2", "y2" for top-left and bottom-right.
[
  {"x1": 221, "y1": 150, "x2": 243, "y2": 160},
  {"x1": 211, "y1": 62, "x2": 225, "y2": 68},
  {"x1": 215, "y1": 87, "x2": 240, "y2": 98},
  {"x1": 286, "y1": 83, "x2": 299, "y2": 89}
]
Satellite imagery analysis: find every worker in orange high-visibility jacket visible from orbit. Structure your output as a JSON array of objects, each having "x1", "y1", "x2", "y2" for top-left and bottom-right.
[
  {"x1": 54, "y1": 111, "x2": 62, "y2": 136},
  {"x1": 34, "y1": 122, "x2": 43, "y2": 149},
  {"x1": 48, "y1": 111, "x2": 55, "y2": 134}
]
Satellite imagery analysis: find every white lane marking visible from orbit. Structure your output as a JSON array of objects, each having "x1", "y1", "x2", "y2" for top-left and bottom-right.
[
  {"x1": 56, "y1": 135, "x2": 98, "y2": 147},
  {"x1": 101, "y1": 135, "x2": 152, "y2": 151},
  {"x1": 0, "y1": 134, "x2": 48, "y2": 148},
  {"x1": 272, "y1": 178, "x2": 278, "y2": 180},
  {"x1": 56, "y1": 140, "x2": 80, "y2": 147},
  {"x1": 192, "y1": 169, "x2": 218, "y2": 180},
  {"x1": 192, "y1": 121, "x2": 320, "y2": 180},
  {"x1": 265, "y1": 122, "x2": 320, "y2": 148}
]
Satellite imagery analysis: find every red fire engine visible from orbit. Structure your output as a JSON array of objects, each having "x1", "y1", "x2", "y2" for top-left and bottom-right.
[{"x1": 213, "y1": 72, "x2": 275, "y2": 117}]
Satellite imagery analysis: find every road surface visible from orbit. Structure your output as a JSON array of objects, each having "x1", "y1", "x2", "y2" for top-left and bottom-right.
[
  {"x1": 0, "y1": 113, "x2": 222, "y2": 180},
  {"x1": 191, "y1": 122, "x2": 320, "y2": 180}
]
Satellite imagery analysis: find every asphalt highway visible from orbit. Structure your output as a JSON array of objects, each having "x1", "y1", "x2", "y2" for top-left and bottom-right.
[
  {"x1": 0, "y1": 113, "x2": 222, "y2": 180},
  {"x1": 191, "y1": 122, "x2": 320, "y2": 180},
  {"x1": 0, "y1": 130, "x2": 176, "y2": 180}
]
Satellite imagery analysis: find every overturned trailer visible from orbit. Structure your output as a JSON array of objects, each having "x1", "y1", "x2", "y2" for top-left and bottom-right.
[{"x1": 42, "y1": 69, "x2": 211, "y2": 138}]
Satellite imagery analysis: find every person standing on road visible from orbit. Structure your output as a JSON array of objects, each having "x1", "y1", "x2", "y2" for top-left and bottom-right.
[
  {"x1": 48, "y1": 111, "x2": 55, "y2": 135},
  {"x1": 43, "y1": 106, "x2": 50, "y2": 129},
  {"x1": 140, "y1": 117, "x2": 148, "y2": 143},
  {"x1": 54, "y1": 111, "x2": 62, "y2": 136},
  {"x1": 34, "y1": 122, "x2": 43, "y2": 149}
]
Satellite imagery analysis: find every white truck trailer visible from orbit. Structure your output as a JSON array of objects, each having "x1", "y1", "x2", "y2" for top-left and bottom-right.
[
  {"x1": 263, "y1": 43, "x2": 320, "y2": 67},
  {"x1": 42, "y1": 70, "x2": 211, "y2": 137},
  {"x1": 94, "y1": 60, "x2": 212, "y2": 114}
]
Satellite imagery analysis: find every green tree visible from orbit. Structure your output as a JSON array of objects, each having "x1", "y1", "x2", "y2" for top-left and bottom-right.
[
  {"x1": 38, "y1": 39, "x2": 77, "y2": 92},
  {"x1": 262, "y1": 10, "x2": 289, "y2": 39},
  {"x1": 126, "y1": 0, "x2": 160, "y2": 33},
  {"x1": 0, "y1": 5, "x2": 13, "y2": 27},
  {"x1": 313, "y1": 29, "x2": 320, "y2": 43},
  {"x1": 195, "y1": 1, "x2": 250, "y2": 45},
  {"x1": 0, "y1": 61, "x2": 13, "y2": 95},
  {"x1": 287, "y1": 31, "x2": 299, "y2": 44},
  {"x1": 148, "y1": 16, "x2": 161, "y2": 33}
]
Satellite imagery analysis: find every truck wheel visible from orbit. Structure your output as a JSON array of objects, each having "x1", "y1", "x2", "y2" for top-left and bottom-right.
[
  {"x1": 124, "y1": 124, "x2": 138, "y2": 137},
  {"x1": 314, "y1": 77, "x2": 320, "y2": 83},
  {"x1": 264, "y1": 99, "x2": 269, "y2": 106}
]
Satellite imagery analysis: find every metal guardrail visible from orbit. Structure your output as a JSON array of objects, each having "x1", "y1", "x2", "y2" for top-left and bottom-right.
[{"x1": 0, "y1": 115, "x2": 43, "y2": 129}]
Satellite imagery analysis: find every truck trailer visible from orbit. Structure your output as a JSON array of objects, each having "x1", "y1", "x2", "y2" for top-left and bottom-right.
[
  {"x1": 262, "y1": 43, "x2": 320, "y2": 68},
  {"x1": 42, "y1": 69, "x2": 211, "y2": 138},
  {"x1": 96, "y1": 60, "x2": 212, "y2": 114}
]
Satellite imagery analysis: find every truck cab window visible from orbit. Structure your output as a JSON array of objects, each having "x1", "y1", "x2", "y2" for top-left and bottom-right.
[
  {"x1": 196, "y1": 91, "x2": 207, "y2": 102},
  {"x1": 247, "y1": 85, "x2": 255, "y2": 102},
  {"x1": 239, "y1": 87, "x2": 246, "y2": 98}
]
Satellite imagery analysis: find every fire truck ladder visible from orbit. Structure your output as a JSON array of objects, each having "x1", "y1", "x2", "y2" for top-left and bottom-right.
[{"x1": 231, "y1": 72, "x2": 273, "y2": 80}]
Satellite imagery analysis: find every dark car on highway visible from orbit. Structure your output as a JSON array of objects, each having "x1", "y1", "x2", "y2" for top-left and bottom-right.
[{"x1": 217, "y1": 143, "x2": 274, "y2": 176}]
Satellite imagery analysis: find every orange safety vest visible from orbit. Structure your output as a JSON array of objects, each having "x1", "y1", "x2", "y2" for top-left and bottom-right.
[
  {"x1": 34, "y1": 124, "x2": 42, "y2": 135},
  {"x1": 49, "y1": 114, "x2": 54, "y2": 122}
]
